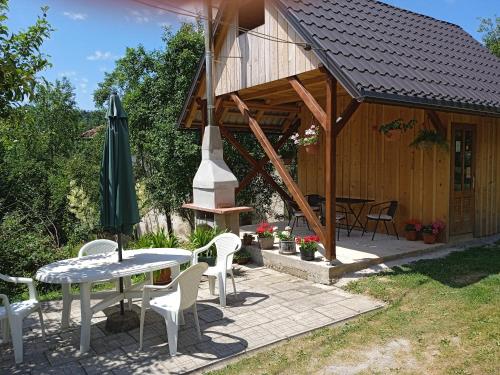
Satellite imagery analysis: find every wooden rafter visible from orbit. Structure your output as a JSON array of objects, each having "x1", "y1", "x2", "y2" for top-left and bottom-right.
[
  {"x1": 219, "y1": 125, "x2": 293, "y2": 203},
  {"x1": 222, "y1": 101, "x2": 300, "y2": 113},
  {"x1": 288, "y1": 76, "x2": 327, "y2": 131},
  {"x1": 236, "y1": 117, "x2": 300, "y2": 193},
  {"x1": 240, "y1": 75, "x2": 326, "y2": 101},
  {"x1": 324, "y1": 76, "x2": 338, "y2": 261},
  {"x1": 230, "y1": 93, "x2": 326, "y2": 245},
  {"x1": 335, "y1": 99, "x2": 361, "y2": 136}
]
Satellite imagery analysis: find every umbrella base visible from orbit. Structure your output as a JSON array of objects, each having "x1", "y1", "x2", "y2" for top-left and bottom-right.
[{"x1": 105, "y1": 310, "x2": 140, "y2": 333}]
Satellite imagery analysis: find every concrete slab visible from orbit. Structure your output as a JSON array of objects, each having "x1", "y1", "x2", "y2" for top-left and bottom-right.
[
  {"x1": 0, "y1": 266, "x2": 382, "y2": 374},
  {"x1": 241, "y1": 221, "x2": 444, "y2": 284}
]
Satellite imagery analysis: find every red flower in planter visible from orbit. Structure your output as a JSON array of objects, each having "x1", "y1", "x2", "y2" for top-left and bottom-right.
[{"x1": 256, "y1": 222, "x2": 274, "y2": 238}]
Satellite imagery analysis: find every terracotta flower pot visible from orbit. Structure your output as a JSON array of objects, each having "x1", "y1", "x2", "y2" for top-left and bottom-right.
[
  {"x1": 385, "y1": 130, "x2": 401, "y2": 142},
  {"x1": 304, "y1": 144, "x2": 319, "y2": 154},
  {"x1": 258, "y1": 236, "x2": 275, "y2": 250},
  {"x1": 423, "y1": 233, "x2": 437, "y2": 244},
  {"x1": 405, "y1": 230, "x2": 418, "y2": 241},
  {"x1": 154, "y1": 268, "x2": 172, "y2": 285}
]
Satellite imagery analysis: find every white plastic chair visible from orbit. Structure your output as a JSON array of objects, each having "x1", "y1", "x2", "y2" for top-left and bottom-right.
[
  {"x1": 192, "y1": 233, "x2": 242, "y2": 307},
  {"x1": 139, "y1": 262, "x2": 208, "y2": 356},
  {"x1": 0, "y1": 274, "x2": 46, "y2": 364},
  {"x1": 63, "y1": 239, "x2": 133, "y2": 326}
]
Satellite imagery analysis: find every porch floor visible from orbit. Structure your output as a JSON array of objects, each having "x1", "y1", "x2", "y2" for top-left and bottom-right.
[{"x1": 241, "y1": 222, "x2": 444, "y2": 284}]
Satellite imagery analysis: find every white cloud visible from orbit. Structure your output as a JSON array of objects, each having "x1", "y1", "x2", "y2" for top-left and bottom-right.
[
  {"x1": 127, "y1": 9, "x2": 151, "y2": 24},
  {"x1": 86, "y1": 51, "x2": 115, "y2": 61},
  {"x1": 158, "y1": 21, "x2": 171, "y2": 28},
  {"x1": 63, "y1": 11, "x2": 87, "y2": 21}
]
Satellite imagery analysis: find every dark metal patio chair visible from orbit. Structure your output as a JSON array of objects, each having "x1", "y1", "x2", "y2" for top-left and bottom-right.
[
  {"x1": 284, "y1": 199, "x2": 321, "y2": 233},
  {"x1": 361, "y1": 200, "x2": 399, "y2": 240}
]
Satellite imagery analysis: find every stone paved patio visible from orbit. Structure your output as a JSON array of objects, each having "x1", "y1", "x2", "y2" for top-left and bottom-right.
[{"x1": 0, "y1": 265, "x2": 383, "y2": 374}]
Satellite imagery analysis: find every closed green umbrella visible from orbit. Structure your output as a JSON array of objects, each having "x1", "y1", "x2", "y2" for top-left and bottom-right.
[{"x1": 100, "y1": 92, "x2": 139, "y2": 315}]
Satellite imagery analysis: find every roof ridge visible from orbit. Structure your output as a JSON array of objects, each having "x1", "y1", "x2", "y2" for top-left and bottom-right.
[{"x1": 368, "y1": 0, "x2": 463, "y2": 30}]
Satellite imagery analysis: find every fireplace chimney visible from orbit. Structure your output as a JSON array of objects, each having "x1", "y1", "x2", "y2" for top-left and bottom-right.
[{"x1": 192, "y1": 0, "x2": 238, "y2": 210}]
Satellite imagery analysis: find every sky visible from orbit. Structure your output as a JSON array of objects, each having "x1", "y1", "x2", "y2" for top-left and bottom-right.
[{"x1": 5, "y1": 0, "x2": 499, "y2": 110}]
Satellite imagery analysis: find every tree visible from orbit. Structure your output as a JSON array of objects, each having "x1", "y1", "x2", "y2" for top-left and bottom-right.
[
  {"x1": 478, "y1": 17, "x2": 500, "y2": 57},
  {"x1": 0, "y1": 0, "x2": 52, "y2": 118},
  {"x1": 94, "y1": 23, "x2": 280, "y2": 231}
]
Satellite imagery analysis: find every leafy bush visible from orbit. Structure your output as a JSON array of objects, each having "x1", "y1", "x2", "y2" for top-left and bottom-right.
[
  {"x1": 188, "y1": 225, "x2": 226, "y2": 257},
  {"x1": 130, "y1": 229, "x2": 180, "y2": 249},
  {"x1": 0, "y1": 212, "x2": 73, "y2": 299}
]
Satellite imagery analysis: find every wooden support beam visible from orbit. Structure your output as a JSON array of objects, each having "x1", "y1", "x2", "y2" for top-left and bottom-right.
[
  {"x1": 426, "y1": 110, "x2": 446, "y2": 137},
  {"x1": 222, "y1": 101, "x2": 300, "y2": 113},
  {"x1": 236, "y1": 117, "x2": 300, "y2": 193},
  {"x1": 230, "y1": 93, "x2": 326, "y2": 245},
  {"x1": 240, "y1": 74, "x2": 326, "y2": 101},
  {"x1": 288, "y1": 76, "x2": 327, "y2": 131},
  {"x1": 219, "y1": 125, "x2": 293, "y2": 202},
  {"x1": 335, "y1": 99, "x2": 361, "y2": 136},
  {"x1": 324, "y1": 76, "x2": 338, "y2": 261}
]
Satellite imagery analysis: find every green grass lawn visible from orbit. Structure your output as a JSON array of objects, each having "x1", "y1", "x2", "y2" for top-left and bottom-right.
[{"x1": 209, "y1": 245, "x2": 500, "y2": 375}]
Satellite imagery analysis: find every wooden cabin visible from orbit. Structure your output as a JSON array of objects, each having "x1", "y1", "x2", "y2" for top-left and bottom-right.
[{"x1": 178, "y1": 0, "x2": 500, "y2": 261}]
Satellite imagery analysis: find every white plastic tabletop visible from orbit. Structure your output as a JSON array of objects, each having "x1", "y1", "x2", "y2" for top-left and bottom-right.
[{"x1": 35, "y1": 248, "x2": 193, "y2": 284}]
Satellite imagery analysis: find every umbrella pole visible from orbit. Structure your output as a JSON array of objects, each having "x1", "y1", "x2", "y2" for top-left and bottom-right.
[{"x1": 118, "y1": 233, "x2": 125, "y2": 315}]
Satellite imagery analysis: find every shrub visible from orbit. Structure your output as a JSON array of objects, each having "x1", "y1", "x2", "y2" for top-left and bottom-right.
[
  {"x1": 129, "y1": 229, "x2": 180, "y2": 249},
  {"x1": 188, "y1": 225, "x2": 226, "y2": 257},
  {"x1": 0, "y1": 211, "x2": 72, "y2": 299}
]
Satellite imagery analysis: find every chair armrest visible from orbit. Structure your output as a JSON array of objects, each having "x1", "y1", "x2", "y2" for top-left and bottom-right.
[{"x1": 0, "y1": 275, "x2": 37, "y2": 300}]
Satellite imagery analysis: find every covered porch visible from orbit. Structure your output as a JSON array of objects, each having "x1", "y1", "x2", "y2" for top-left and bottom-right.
[{"x1": 240, "y1": 222, "x2": 443, "y2": 284}]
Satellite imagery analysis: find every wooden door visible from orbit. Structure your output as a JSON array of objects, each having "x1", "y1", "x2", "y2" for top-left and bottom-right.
[{"x1": 450, "y1": 124, "x2": 475, "y2": 235}]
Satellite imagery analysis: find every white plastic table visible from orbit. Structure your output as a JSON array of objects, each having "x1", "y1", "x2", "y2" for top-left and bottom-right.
[{"x1": 36, "y1": 248, "x2": 192, "y2": 353}]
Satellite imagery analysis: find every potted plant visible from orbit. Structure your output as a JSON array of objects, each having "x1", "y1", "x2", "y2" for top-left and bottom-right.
[
  {"x1": 277, "y1": 226, "x2": 296, "y2": 254},
  {"x1": 291, "y1": 124, "x2": 320, "y2": 154},
  {"x1": 375, "y1": 118, "x2": 416, "y2": 141},
  {"x1": 242, "y1": 233, "x2": 254, "y2": 246},
  {"x1": 256, "y1": 222, "x2": 275, "y2": 249},
  {"x1": 295, "y1": 235, "x2": 320, "y2": 261},
  {"x1": 422, "y1": 220, "x2": 446, "y2": 244},
  {"x1": 410, "y1": 129, "x2": 449, "y2": 150},
  {"x1": 404, "y1": 219, "x2": 422, "y2": 241},
  {"x1": 189, "y1": 225, "x2": 226, "y2": 266},
  {"x1": 233, "y1": 248, "x2": 252, "y2": 265}
]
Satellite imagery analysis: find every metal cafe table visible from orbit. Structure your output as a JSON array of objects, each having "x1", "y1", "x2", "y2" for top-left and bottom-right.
[
  {"x1": 36, "y1": 248, "x2": 192, "y2": 353},
  {"x1": 336, "y1": 197, "x2": 375, "y2": 235}
]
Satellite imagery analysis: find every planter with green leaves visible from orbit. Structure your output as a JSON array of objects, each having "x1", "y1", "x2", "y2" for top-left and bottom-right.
[
  {"x1": 256, "y1": 222, "x2": 275, "y2": 249},
  {"x1": 296, "y1": 235, "x2": 320, "y2": 261},
  {"x1": 277, "y1": 227, "x2": 296, "y2": 254},
  {"x1": 233, "y1": 248, "x2": 252, "y2": 265},
  {"x1": 404, "y1": 219, "x2": 422, "y2": 241},
  {"x1": 410, "y1": 129, "x2": 449, "y2": 150},
  {"x1": 422, "y1": 220, "x2": 446, "y2": 244},
  {"x1": 242, "y1": 233, "x2": 254, "y2": 246},
  {"x1": 291, "y1": 124, "x2": 320, "y2": 154},
  {"x1": 376, "y1": 118, "x2": 416, "y2": 141},
  {"x1": 131, "y1": 229, "x2": 180, "y2": 285},
  {"x1": 189, "y1": 225, "x2": 226, "y2": 266}
]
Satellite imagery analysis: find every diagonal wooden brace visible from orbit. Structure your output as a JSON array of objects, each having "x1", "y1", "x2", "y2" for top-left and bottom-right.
[
  {"x1": 219, "y1": 125, "x2": 293, "y2": 202},
  {"x1": 230, "y1": 93, "x2": 326, "y2": 245},
  {"x1": 288, "y1": 76, "x2": 327, "y2": 131},
  {"x1": 236, "y1": 117, "x2": 300, "y2": 194}
]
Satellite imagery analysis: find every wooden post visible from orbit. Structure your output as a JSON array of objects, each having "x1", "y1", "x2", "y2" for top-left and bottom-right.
[
  {"x1": 231, "y1": 93, "x2": 327, "y2": 246},
  {"x1": 325, "y1": 76, "x2": 337, "y2": 261}
]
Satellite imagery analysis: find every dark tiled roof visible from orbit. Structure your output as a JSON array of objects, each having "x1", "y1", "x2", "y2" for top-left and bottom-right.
[{"x1": 275, "y1": 0, "x2": 500, "y2": 115}]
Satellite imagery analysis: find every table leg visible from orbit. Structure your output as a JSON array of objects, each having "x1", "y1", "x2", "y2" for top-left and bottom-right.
[
  {"x1": 61, "y1": 283, "x2": 72, "y2": 329},
  {"x1": 79, "y1": 282, "x2": 92, "y2": 353},
  {"x1": 348, "y1": 202, "x2": 367, "y2": 235}
]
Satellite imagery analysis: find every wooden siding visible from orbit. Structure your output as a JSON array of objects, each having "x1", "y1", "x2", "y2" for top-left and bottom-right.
[
  {"x1": 297, "y1": 99, "x2": 500, "y2": 239},
  {"x1": 214, "y1": 0, "x2": 320, "y2": 96}
]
